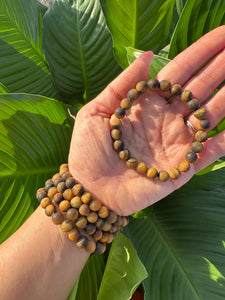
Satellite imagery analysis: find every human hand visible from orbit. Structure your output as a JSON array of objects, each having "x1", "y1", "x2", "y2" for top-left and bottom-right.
[{"x1": 69, "y1": 26, "x2": 225, "y2": 216}]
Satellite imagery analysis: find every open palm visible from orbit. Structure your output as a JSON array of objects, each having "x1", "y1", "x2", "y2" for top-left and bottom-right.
[{"x1": 69, "y1": 26, "x2": 225, "y2": 216}]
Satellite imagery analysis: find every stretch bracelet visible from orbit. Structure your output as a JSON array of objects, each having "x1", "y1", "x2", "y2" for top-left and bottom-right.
[
  {"x1": 110, "y1": 79, "x2": 210, "y2": 181},
  {"x1": 36, "y1": 164, "x2": 128, "y2": 254}
]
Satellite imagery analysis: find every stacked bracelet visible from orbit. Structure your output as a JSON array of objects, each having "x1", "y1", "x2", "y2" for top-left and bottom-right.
[
  {"x1": 36, "y1": 164, "x2": 128, "y2": 254},
  {"x1": 110, "y1": 79, "x2": 210, "y2": 181}
]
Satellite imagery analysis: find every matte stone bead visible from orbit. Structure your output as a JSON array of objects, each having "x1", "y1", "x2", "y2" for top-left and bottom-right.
[
  {"x1": 36, "y1": 190, "x2": 47, "y2": 202},
  {"x1": 68, "y1": 228, "x2": 80, "y2": 241},
  {"x1": 72, "y1": 184, "x2": 84, "y2": 196},
  {"x1": 87, "y1": 212, "x2": 98, "y2": 223},
  {"x1": 197, "y1": 119, "x2": 210, "y2": 130},
  {"x1": 93, "y1": 229, "x2": 103, "y2": 241},
  {"x1": 113, "y1": 140, "x2": 124, "y2": 152},
  {"x1": 96, "y1": 218, "x2": 105, "y2": 228},
  {"x1": 59, "y1": 200, "x2": 71, "y2": 212},
  {"x1": 159, "y1": 80, "x2": 171, "y2": 91},
  {"x1": 178, "y1": 160, "x2": 190, "y2": 172},
  {"x1": 168, "y1": 168, "x2": 180, "y2": 179},
  {"x1": 65, "y1": 177, "x2": 76, "y2": 189},
  {"x1": 121, "y1": 216, "x2": 129, "y2": 227},
  {"x1": 52, "y1": 212, "x2": 64, "y2": 225},
  {"x1": 66, "y1": 208, "x2": 79, "y2": 221},
  {"x1": 115, "y1": 107, "x2": 125, "y2": 119},
  {"x1": 106, "y1": 232, "x2": 115, "y2": 244},
  {"x1": 53, "y1": 193, "x2": 64, "y2": 205},
  {"x1": 186, "y1": 99, "x2": 200, "y2": 111},
  {"x1": 94, "y1": 242, "x2": 106, "y2": 255},
  {"x1": 127, "y1": 89, "x2": 139, "y2": 101},
  {"x1": 85, "y1": 223, "x2": 96, "y2": 235},
  {"x1": 52, "y1": 172, "x2": 61, "y2": 182},
  {"x1": 171, "y1": 84, "x2": 182, "y2": 96},
  {"x1": 136, "y1": 162, "x2": 147, "y2": 174},
  {"x1": 136, "y1": 81, "x2": 148, "y2": 92},
  {"x1": 45, "y1": 204, "x2": 56, "y2": 216},
  {"x1": 146, "y1": 167, "x2": 158, "y2": 178},
  {"x1": 76, "y1": 236, "x2": 88, "y2": 248},
  {"x1": 114, "y1": 216, "x2": 124, "y2": 227},
  {"x1": 181, "y1": 90, "x2": 192, "y2": 102},
  {"x1": 106, "y1": 212, "x2": 118, "y2": 224},
  {"x1": 47, "y1": 187, "x2": 58, "y2": 198},
  {"x1": 109, "y1": 225, "x2": 119, "y2": 233},
  {"x1": 79, "y1": 204, "x2": 90, "y2": 216},
  {"x1": 120, "y1": 98, "x2": 132, "y2": 110},
  {"x1": 53, "y1": 177, "x2": 63, "y2": 187},
  {"x1": 61, "y1": 220, "x2": 73, "y2": 232},
  {"x1": 61, "y1": 172, "x2": 72, "y2": 181},
  {"x1": 98, "y1": 206, "x2": 109, "y2": 218},
  {"x1": 59, "y1": 163, "x2": 69, "y2": 174},
  {"x1": 148, "y1": 78, "x2": 160, "y2": 90},
  {"x1": 111, "y1": 129, "x2": 122, "y2": 140},
  {"x1": 76, "y1": 217, "x2": 87, "y2": 229},
  {"x1": 191, "y1": 141, "x2": 204, "y2": 153},
  {"x1": 100, "y1": 232, "x2": 110, "y2": 243},
  {"x1": 195, "y1": 130, "x2": 208, "y2": 142},
  {"x1": 185, "y1": 151, "x2": 198, "y2": 163},
  {"x1": 158, "y1": 170, "x2": 169, "y2": 182},
  {"x1": 57, "y1": 182, "x2": 67, "y2": 193},
  {"x1": 63, "y1": 188, "x2": 73, "y2": 200},
  {"x1": 45, "y1": 179, "x2": 54, "y2": 191},
  {"x1": 102, "y1": 222, "x2": 112, "y2": 232},
  {"x1": 194, "y1": 107, "x2": 207, "y2": 119},
  {"x1": 40, "y1": 197, "x2": 52, "y2": 208},
  {"x1": 70, "y1": 196, "x2": 82, "y2": 208},
  {"x1": 110, "y1": 118, "x2": 122, "y2": 129},
  {"x1": 85, "y1": 240, "x2": 97, "y2": 254},
  {"x1": 89, "y1": 199, "x2": 101, "y2": 212},
  {"x1": 81, "y1": 192, "x2": 92, "y2": 204},
  {"x1": 119, "y1": 149, "x2": 130, "y2": 161},
  {"x1": 126, "y1": 158, "x2": 138, "y2": 168}
]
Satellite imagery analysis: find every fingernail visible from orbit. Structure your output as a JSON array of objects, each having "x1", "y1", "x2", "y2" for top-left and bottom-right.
[{"x1": 136, "y1": 51, "x2": 154, "y2": 67}]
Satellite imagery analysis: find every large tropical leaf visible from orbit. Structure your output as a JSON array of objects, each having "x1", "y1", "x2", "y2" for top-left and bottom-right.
[
  {"x1": 0, "y1": 0, "x2": 55, "y2": 97},
  {"x1": 43, "y1": 0, "x2": 121, "y2": 104},
  {"x1": 0, "y1": 94, "x2": 74, "y2": 243},
  {"x1": 101, "y1": 0, "x2": 176, "y2": 68},
  {"x1": 169, "y1": 0, "x2": 225, "y2": 58},
  {"x1": 125, "y1": 167, "x2": 225, "y2": 299}
]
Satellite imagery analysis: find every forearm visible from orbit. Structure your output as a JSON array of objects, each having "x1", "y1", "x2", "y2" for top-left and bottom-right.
[{"x1": 0, "y1": 205, "x2": 89, "y2": 300}]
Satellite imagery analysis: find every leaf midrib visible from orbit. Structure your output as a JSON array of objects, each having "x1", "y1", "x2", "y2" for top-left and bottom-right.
[{"x1": 0, "y1": 166, "x2": 58, "y2": 179}]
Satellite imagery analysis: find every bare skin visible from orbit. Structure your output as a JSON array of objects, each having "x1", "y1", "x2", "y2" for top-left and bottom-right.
[{"x1": 0, "y1": 26, "x2": 225, "y2": 300}]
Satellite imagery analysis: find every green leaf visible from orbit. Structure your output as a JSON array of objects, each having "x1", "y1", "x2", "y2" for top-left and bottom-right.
[
  {"x1": 0, "y1": 94, "x2": 73, "y2": 243},
  {"x1": 43, "y1": 0, "x2": 121, "y2": 103},
  {"x1": 169, "y1": 0, "x2": 225, "y2": 58},
  {"x1": 0, "y1": 82, "x2": 8, "y2": 93},
  {"x1": 209, "y1": 117, "x2": 225, "y2": 138},
  {"x1": 125, "y1": 167, "x2": 225, "y2": 299},
  {"x1": 0, "y1": 0, "x2": 55, "y2": 97},
  {"x1": 101, "y1": 0, "x2": 176, "y2": 68}
]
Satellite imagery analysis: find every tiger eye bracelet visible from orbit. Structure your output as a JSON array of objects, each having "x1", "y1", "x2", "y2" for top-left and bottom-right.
[
  {"x1": 110, "y1": 78, "x2": 210, "y2": 181},
  {"x1": 36, "y1": 164, "x2": 128, "y2": 255}
]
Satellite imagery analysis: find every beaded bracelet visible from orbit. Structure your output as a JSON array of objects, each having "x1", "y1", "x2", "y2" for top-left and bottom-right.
[
  {"x1": 36, "y1": 164, "x2": 128, "y2": 255},
  {"x1": 110, "y1": 79, "x2": 210, "y2": 181}
]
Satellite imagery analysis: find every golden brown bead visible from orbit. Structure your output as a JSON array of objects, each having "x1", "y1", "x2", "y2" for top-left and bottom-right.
[
  {"x1": 65, "y1": 177, "x2": 76, "y2": 189},
  {"x1": 45, "y1": 179, "x2": 54, "y2": 191},
  {"x1": 96, "y1": 218, "x2": 105, "y2": 228},
  {"x1": 93, "y1": 229, "x2": 103, "y2": 241},
  {"x1": 66, "y1": 208, "x2": 79, "y2": 221},
  {"x1": 57, "y1": 182, "x2": 67, "y2": 193},
  {"x1": 85, "y1": 240, "x2": 97, "y2": 253},
  {"x1": 191, "y1": 141, "x2": 204, "y2": 153},
  {"x1": 52, "y1": 212, "x2": 64, "y2": 225},
  {"x1": 45, "y1": 204, "x2": 55, "y2": 216},
  {"x1": 181, "y1": 90, "x2": 192, "y2": 102},
  {"x1": 194, "y1": 108, "x2": 207, "y2": 120},
  {"x1": 98, "y1": 206, "x2": 109, "y2": 219},
  {"x1": 63, "y1": 188, "x2": 73, "y2": 200},
  {"x1": 136, "y1": 81, "x2": 148, "y2": 92},
  {"x1": 59, "y1": 200, "x2": 71, "y2": 212},
  {"x1": 100, "y1": 232, "x2": 110, "y2": 243},
  {"x1": 127, "y1": 88, "x2": 139, "y2": 101},
  {"x1": 86, "y1": 223, "x2": 96, "y2": 235},
  {"x1": 121, "y1": 216, "x2": 129, "y2": 227},
  {"x1": 61, "y1": 172, "x2": 72, "y2": 181},
  {"x1": 109, "y1": 225, "x2": 119, "y2": 233},
  {"x1": 171, "y1": 84, "x2": 182, "y2": 96},
  {"x1": 146, "y1": 167, "x2": 158, "y2": 178},
  {"x1": 136, "y1": 162, "x2": 147, "y2": 174},
  {"x1": 75, "y1": 216, "x2": 87, "y2": 229},
  {"x1": 159, "y1": 80, "x2": 171, "y2": 91},
  {"x1": 47, "y1": 187, "x2": 58, "y2": 198},
  {"x1": 119, "y1": 149, "x2": 130, "y2": 160},
  {"x1": 89, "y1": 199, "x2": 101, "y2": 212},
  {"x1": 36, "y1": 188, "x2": 47, "y2": 202},
  {"x1": 61, "y1": 220, "x2": 73, "y2": 232},
  {"x1": 71, "y1": 196, "x2": 82, "y2": 208},
  {"x1": 186, "y1": 99, "x2": 200, "y2": 111},
  {"x1": 102, "y1": 221, "x2": 112, "y2": 232},
  {"x1": 168, "y1": 168, "x2": 180, "y2": 180},
  {"x1": 114, "y1": 216, "x2": 123, "y2": 227},
  {"x1": 53, "y1": 192, "x2": 64, "y2": 204},
  {"x1": 120, "y1": 98, "x2": 132, "y2": 110},
  {"x1": 40, "y1": 197, "x2": 52, "y2": 208},
  {"x1": 53, "y1": 177, "x2": 63, "y2": 187},
  {"x1": 106, "y1": 232, "x2": 115, "y2": 244},
  {"x1": 197, "y1": 119, "x2": 210, "y2": 130},
  {"x1": 76, "y1": 236, "x2": 88, "y2": 248},
  {"x1": 158, "y1": 170, "x2": 169, "y2": 182},
  {"x1": 72, "y1": 184, "x2": 84, "y2": 197},
  {"x1": 148, "y1": 78, "x2": 160, "y2": 90},
  {"x1": 110, "y1": 118, "x2": 122, "y2": 129},
  {"x1": 178, "y1": 160, "x2": 190, "y2": 172},
  {"x1": 68, "y1": 228, "x2": 80, "y2": 241},
  {"x1": 111, "y1": 129, "x2": 122, "y2": 140},
  {"x1": 79, "y1": 204, "x2": 90, "y2": 216},
  {"x1": 185, "y1": 151, "x2": 198, "y2": 163},
  {"x1": 126, "y1": 158, "x2": 138, "y2": 168},
  {"x1": 59, "y1": 163, "x2": 69, "y2": 174},
  {"x1": 52, "y1": 173, "x2": 61, "y2": 182},
  {"x1": 113, "y1": 140, "x2": 124, "y2": 152},
  {"x1": 94, "y1": 242, "x2": 106, "y2": 255},
  {"x1": 115, "y1": 107, "x2": 125, "y2": 119},
  {"x1": 81, "y1": 192, "x2": 91, "y2": 204},
  {"x1": 106, "y1": 211, "x2": 117, "y2": 224},
  {"x1": 195, "y1": 130, "x2": 208, "y2": 142}
]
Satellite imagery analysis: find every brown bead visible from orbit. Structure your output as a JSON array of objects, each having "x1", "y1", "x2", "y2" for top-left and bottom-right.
[
  {"x1": 68, "y1": 228, "x2": 80, "y2": 241},
  {"x1": 93, "y1": 229, "x2": 103, "y2": 241},
  {"x1": 85, "y1": 223, "x2": 96, "y2": 235},
  {"x1": 111, "y1": 129, "x2": 122, "y2": 140},
  {"x1": 61, "y1": 220, "x2": 73, "y2": 232},
  {"x1": 65, "y1": 177, "x2": 76, "y2": 189},
  {"x1": 186, "y1": 99, "x2": 200, "y2": 111},
  {"x1": 59, "y1": 200, "x2": 71, "y2": 212},
  {"x1": 52, "y1": 173, "x2": 61, "y2": 182},
  {"x1": 81, "y1": 192, "x2": 91, "y2": 204},
  {"x1": 59, "y1": 163, "x2": 69, "y2": 174},
  {"x1": 110, "y1": 118, "x2": 122, "y2": 129},
  {"x1": 47, "y1": 186, "x2": 58, "y2": 198},
  {"x1": 36, "y1": 188, "x2": 47, "y2": 202},
  {"x1": 102, "y1": 221, "x2": 112, "y2": 232},
  {"x1": 79, "y1": 204, "x2": 90, "y2": 216},
  {"x1": 178, "y1": 160, "x2": 190, "y2": 172},
  {"x1": 89, "y1": 199, "x2": 102, "y2": 212},
  {"x1": 127, "y1": 89, "x2": 139, "y2": 101},
  {"x1": 75, "y1": 216, "x2": 87, "y2": 229},
  {"x1": 119, "y1": 149, "x2": 130, "y2": 160},
  {"x1": 45, "y1": 179, "x2": 54, "y2": 191},
  {"x1": 195, "y1": 130, "x2": 208, "y2": 142},
  {"x1": 76, "y1": 236, "x2": 88, "y2": 248},
  {"x1": 63, "y1": 188, "x2": 73, "y2": 200},
  {"x1": 148, "y1": 78, "x2": 160, "y2": 90},
  {"x1": 96, "y1": 218, "x2": 105, "y2": 228},
  {"x1": 53, "y1": 177, "x2": 63, "y2": 187},
  {"x1": 52, "y1": 212, "x2": 64, "y2": 225},
  {"x1": 168, "y1": 168, "x2": 180, "y2": 179},
  {"x1": 61, "y1": 172, "x2": 72, "y2": 181},
  {"x1": 66, "y1": 208, "x2": 79, "y2": 221},
  {"x1": 136, "y1": 81, "x2": 148, "y2": 92},
  {"x1": 57, "y1": 182, "x2": 67, "y2": 193},
  {"x1": 71, "y1": 196, "x2": 82, "y2": 208},
  {"x1": 40, "y1": 197, "x2": 52, "y2": 208},
  {"x1": 122, "y1": 217, "x2": 129, "y2": 227},
  {"x1": 53, "y1": 192, "x2": 64, "y2": 204},
  {"x1": 194, "y1": 108, "x2": 207, "y2": 120},
  {"x1": 197, "y1": 119, "x2": 210, "y2": 130},
  {"x1": 113, "y1": 140, "x2": 124, "y2": 152},
  {"x1": 181, "y1": 90, "x2": 192, "y2": 102},
  {"x1": 158, "y1": 170, "x2": 169, "y2": 182},
  {"x1": 171, "y1": 84, "x2": 182, "y2": 96},
  {"x1": 85, "y1": 240, "x2": 97, "y2": 253},
  {"x1": 114, "y1": 107, "x2": 125, "y2": 119},
  {"x1": 146, "y1": 167, "x2": 158, "y2": 178},
  {"x1": 191, "y1": 141, "x2": 204, "y2": 153},
  {"x1": 100, "y1": 232, "x2": 110, "y2": 243},
  {"x1": 45, "y1": 204, "x2": 55, "y2": 216},
  {"x1": 98, "y1": 206, "x2": 109, "y2": 218},
  {"x1": 72, "y1": 184, "x2": 84, "y2": 197},
  {"x1": 120, "y1": 98, "x2": 132, "y2": 110},
  {"x1": 136, "y1": 162, "x2": 147, "y2": 174},
  {"x1": 159, "y1": 80, "x2": 171, "y2": 91},
  {"x1": 109, "y1": 225, "x2": 119, "y2": 233},
  {"x1": 106, "y1": 233, "x2": 115, "y2": 244},
  {"x1": 106, "y1": 211, "x2": 117, "y2": 224},
  {"x1": 126, "y1": 158, "x2": 138, "y2": 168},
  {"x1": 94, "y1": 242, "x2": 106, "y2": 255},
  {"x1": 114, "y1": 216, "x2": 123, "y2": 227},
  {"x1": 185, "y1": 151, "x2": 198, "y2": 163}
]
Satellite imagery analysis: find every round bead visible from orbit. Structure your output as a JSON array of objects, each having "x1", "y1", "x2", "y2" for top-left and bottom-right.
[
  {"x1": 171, "y1": 84, "x2": 182, "y2": 95},
  {"x1": 65, "y1": 177, "x2": 76, "y2": 189},
  {"x1": 148, "y1": 78, "x2": 160, "y2": 90},
  {"x1": 85, "y1": 223, "x2": 96, "y2": 235},
  {"x1": 81, "y1": 192, "x2": 91, "y2": 204},
  {"x1": 115, "y1": 107, "x2": 125, "y2": 119},
  {"x1": 110, "y1": 118, "x2": 122, "y2": 129},
  {"x1": 126, "y1": 158, "x2": 138, "y2": 168},
  {"x1": 40, "y1": 197, "x2": 52, "y2": 208},
  {"x1": 114, "y1": 216, "x2": 123, "y2": 227},
  {"x1": 122, "y1": 217, "x2": 129, "y2": 227},
  {"x1": 52, "y1": 173, "x2": 61, "y2": 182},
  {"x1": 68, "y1": 228, "x2": 80, "y2": 241},
  {"x1": 93, "y1": 229, "x2": 103, "y2": 241},
  {"x1": 185, "y1": 151, "x2": 198, "y2": 163},
  {"x1": 57, "y1": 182, "x2": 67, "y2": 193},
  {"x1": 159, "y1": 80, "x2": 171, "y2": 91},
  {"x1": 109, "y1": 225, "x2": 119, "y2": 233},
  {"x1": 197, "y1": 119, "x2": 210, "y2": 130},
  {"x1": 79, "y1": 204, "x2": 90, "y2": 216},
  {"x1": 120, "y1": 98, "x2": 132, "y2": 110},
  {"x1": 186, "y1": 99, "x2": 200, "y2": 111},
  {"x1": 60, "y1": 163, "x2": 69, "y2": 174},
  {"x1": 63, "y1": 189, "x2": 73, "y2": 200},
  {"x1": 168, "y1": 168, "x2": 180, "y2": 179},
  {"x1": 136, "y1": 162, "x2": 147, "y2": 174},
  {"x1": 76, "y1": 236, "x2": 88, "y2": 248},
  {"x1": 53, "y1": 192, "x2": 64, "y2": 204},
  {"x1": 136, "y1": 81, "x2": 148, "y2": 92},
  {"x1": 71, "y1": 196, "x2": 82, "y2": 208},
  {"x1": 94, "y1": 242, "x2": 106, "y2": 255},
  {"x1": 194, "y1": 108, "x2": 207, "y2": 120},
  {"x1": 61, "y1": 220, "x2": 73, "y2": 232},
  {"x1": 85, "y1": 240, "x2": 97, "y2": 254},
  {"x1": 36, "y1": 189, "x2": 47, "y2": 202},
  {"x1": 45, "y1": 204, "x2": 56, "y2": 216},
  {"x1": 158, "y1": 170, "x2": 169, "y2": 182},
  {"x1": 178, "y1": 160, "x2": 190, "y2": 172},
  {"x1": 47, "y1": 186, "x2": 58, "y2": 198},
  {"x1": 119, "y1": 149, "x2": 130, "y2": 161},
  {"x1": 45, "y1": 179, "x2": 54, "y2": 191},
  {"x1": 181, "y1": 90, "x2": 192, "y2": 102},
  {"x1": 89, "y1": 199, "x2": 101, "y2": 212},
  {"x1": 72, "y1": 184, "x2": 84, "y2": 197},
  {"x1": 127, "y1": 89, "x2": 139, "y2": 101},
  {"x1": 87, "y1": 212, "x2": 98, "y2": 223},
  {"x1": 191, "y1": 141, "x2": 204, "y2": 153},
  {"x1": 59, "y1": 200, "x2": 71, "y2": 212},
  {"x1": 100, "y1": 232, "x2": 110, "y2": 243},
  {"x1": 106, "y1": 212, "x2": 117, "y2": 224},
  {"x1": 111, "y1": 129, "x2": 122, "y2": 140},
  {"x1": 146, "y1": 167, "x2": 158, "y2": 178},
  {"x1": 75, "y1": 217, "x2": 87, "y2": 229},
  {"x1": 96, "y1": 218, "x2": 105, "y2": 228},
  {"x1": 195, "y1": 130, "x2": 208, "y2": 142},
  {"x1": 53, "y1": 177, "x2": 63, "y2": 187},
  {"x1": 98, "y1": 206, "x2": 109, "y2": 219},
  {"x1": 113, "y1": 140, "x2": 124, "y2": 152},
  {"x1": 106, "y1": 233, "x2": 115, "y2": 244},
  {"x1": 61, "y1": 172, "x2": 72, "y2": 181},
  {"x1": 52, "y1": 212, "x2": 64, "y2": 225},
  {"x1": 66, "y1": 208, "x2": 79, "y2": 221}
]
